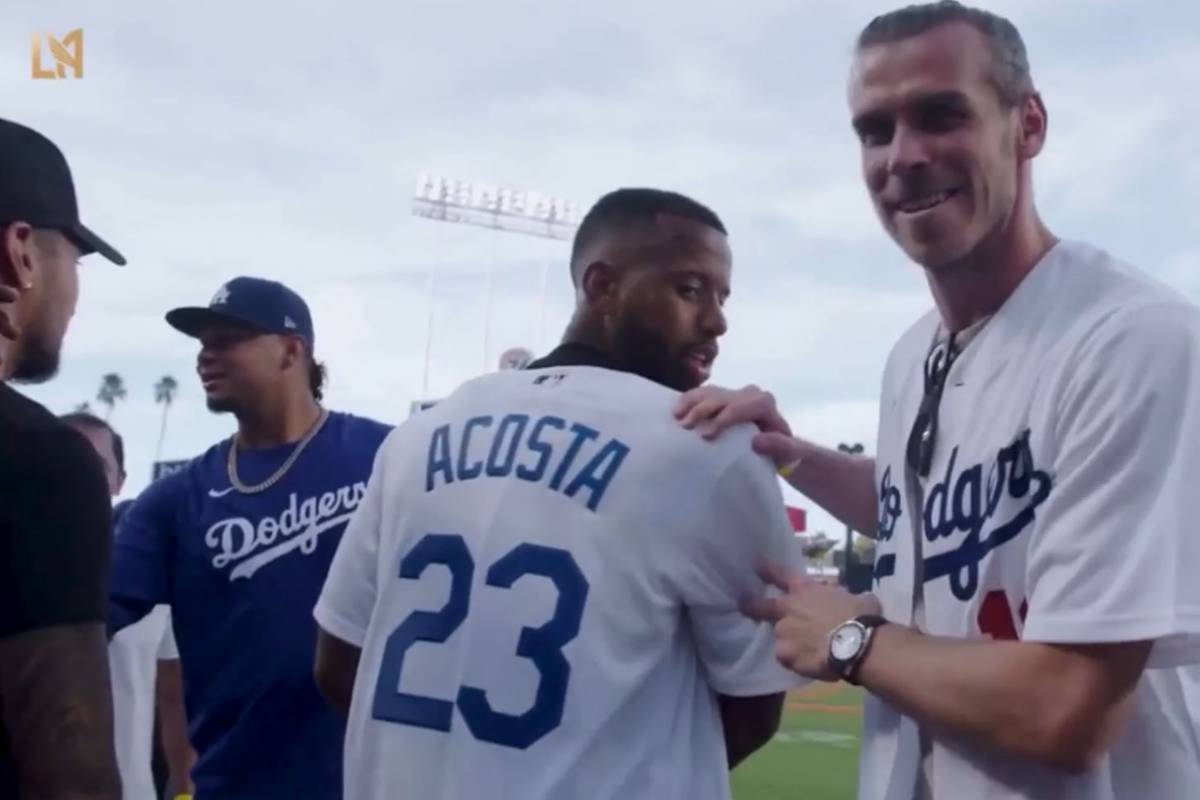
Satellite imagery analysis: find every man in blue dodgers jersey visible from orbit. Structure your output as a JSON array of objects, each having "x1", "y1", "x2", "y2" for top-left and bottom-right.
[
  {"x1": 109, "y1": 276, "x2": 391, "y2": 799},
  {"x1": 314, "y1": 188, "x2": 805, "y2": 800}
]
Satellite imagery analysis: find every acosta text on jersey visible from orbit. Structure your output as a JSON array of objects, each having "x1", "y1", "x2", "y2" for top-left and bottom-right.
[{"x1": 426, "y1": 413, "x2": 631, "y2": 512}]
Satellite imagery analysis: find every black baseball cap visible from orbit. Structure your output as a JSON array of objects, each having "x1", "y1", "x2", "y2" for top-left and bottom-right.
[
  {"x1": 0, "y1": 118, "x2": 125, "y2": 265},
  {"x1": 166, "y1": 277, "x2": 316, "y2": 349}
]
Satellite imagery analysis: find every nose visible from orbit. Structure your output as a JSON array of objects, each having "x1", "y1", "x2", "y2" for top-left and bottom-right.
[
  {"x1": 197, "y1": 347, "x2": 217, "y2": 372},
  {"x1": 700, "y1": 300, "x2": 727, "y2": 339},
  {"x1": 887, "y1": 123, "x2": 933, "y2": 178}
]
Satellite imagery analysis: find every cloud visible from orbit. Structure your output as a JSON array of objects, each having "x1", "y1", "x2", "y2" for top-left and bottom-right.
[
  {"x1": 775, "y1": 180, "x2": 881, "y2": 244},
  {"x1": 7, "y1": 0, "x2": 1198, "y2": 512}
]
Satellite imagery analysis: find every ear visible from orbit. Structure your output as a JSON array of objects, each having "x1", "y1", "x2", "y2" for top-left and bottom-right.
[
  {"x1": 579, "y1": 260, "x2": 621, "y2": 316},
  {"x1": 1016, "y1": 92, "x2": 1048, "y2": 161},
  {"x1": 280, "y1": 336, "x2": 306, "y2": 370},
  {"x1": 0, "y1": 223, "x2": 36, "y2": 293}
]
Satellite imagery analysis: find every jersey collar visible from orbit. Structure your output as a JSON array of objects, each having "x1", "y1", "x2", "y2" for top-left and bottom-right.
[{"x1": 526, "y1": 342, "x2": 624, "y2": 371}]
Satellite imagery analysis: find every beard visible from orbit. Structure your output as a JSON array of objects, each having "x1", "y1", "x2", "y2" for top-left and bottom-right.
[
  {"x1": 10, "y1": 330, "x2": 62, "y2": 384},
  {"x1": 612, "y1": 315, "x2": 696, "y2": 392},
  {"x1": 205, "y1": 393, "x2": 241, "y2": 414}
]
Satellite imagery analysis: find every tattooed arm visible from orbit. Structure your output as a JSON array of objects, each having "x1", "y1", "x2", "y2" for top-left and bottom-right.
[
  {"x1": 0, "y1": 423, "x2": 121, "y2": 798},
  {"x1": 0, "y1": 625, "x2": 121, "y2": 799}
]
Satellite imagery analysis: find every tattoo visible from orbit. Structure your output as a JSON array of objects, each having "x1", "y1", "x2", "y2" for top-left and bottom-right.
[{"x1": 0, "y1": 623, "x2": 121, "y2": 799}]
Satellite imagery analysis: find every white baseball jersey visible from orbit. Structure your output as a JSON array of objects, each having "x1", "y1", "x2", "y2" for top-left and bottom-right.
[
  {"x1": 862, "y1": 240, "x2": 1200, "y2": 800},
  {"x1": 315, "y1": 364, "x2": 803, "y2": 800},
  {"x1": 109, "y1": 604, "x2": 177, "y2": 800}
]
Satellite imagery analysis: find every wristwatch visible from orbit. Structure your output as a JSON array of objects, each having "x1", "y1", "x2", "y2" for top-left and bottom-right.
[{"x1": 827, "y1": 614, "x2": 887, "y2": 685}]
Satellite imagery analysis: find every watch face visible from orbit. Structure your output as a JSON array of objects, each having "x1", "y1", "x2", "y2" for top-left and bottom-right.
[{"x1": 830, "y1": 623, "x2": 866, "y2": 661}]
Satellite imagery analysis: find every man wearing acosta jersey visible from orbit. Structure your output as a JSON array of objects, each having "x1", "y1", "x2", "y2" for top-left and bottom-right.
[
  {"x1": 676, "y1": 3, "x2": 1200, "y2": 799},
  {"x1": 109, "y1": 277, "x2": 391, "y2": 799},
  {"x1": 314, "y1": 188, "x2": 804, "y2": 800}
]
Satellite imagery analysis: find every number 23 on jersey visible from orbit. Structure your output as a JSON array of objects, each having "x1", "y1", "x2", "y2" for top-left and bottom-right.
[{"x1": 371, "y1": 533, "x2": 590, "y2": 750}]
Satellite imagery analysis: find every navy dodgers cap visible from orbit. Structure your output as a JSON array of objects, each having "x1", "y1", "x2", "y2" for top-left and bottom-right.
[
  {"x1": 0, "y1": 118, "x2": 125, "y2": 265},
  {"x1": 166, "y1": 277, "x2": 315, "y2": 348}
]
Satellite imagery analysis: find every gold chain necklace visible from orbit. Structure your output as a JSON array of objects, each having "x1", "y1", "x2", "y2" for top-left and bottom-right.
[{"x1": 225, "y1": 409, "x2": 330, "y2": 495}]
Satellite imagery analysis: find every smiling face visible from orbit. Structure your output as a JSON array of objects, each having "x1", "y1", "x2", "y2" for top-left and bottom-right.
[
  {"x1": 195, "y1": 321, "x2": 302, "y2": 414},
  {"x1": 849, "y1": 22, "x2": 1027, "y2": 271}
]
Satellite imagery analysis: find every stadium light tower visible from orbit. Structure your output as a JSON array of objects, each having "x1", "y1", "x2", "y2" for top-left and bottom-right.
[{"x1": 410, "y1": 173, "x2": 583, "y2": 392}]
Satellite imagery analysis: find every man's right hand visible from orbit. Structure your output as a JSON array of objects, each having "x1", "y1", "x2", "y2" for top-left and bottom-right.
[
  {"x1": 674, "y1": 384, "x2": 791, "y2": 438},
  {"x1": 674, "y1": 384, "x2": 805, "y2": 471}
]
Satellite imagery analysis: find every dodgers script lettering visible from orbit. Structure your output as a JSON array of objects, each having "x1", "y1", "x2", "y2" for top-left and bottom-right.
[
  {"x1": 922, "y1": 429, "x2": 1052, "y2": 600},
  {"x1": 205, "y1": 482, "x2": 368, "y2": 580}
]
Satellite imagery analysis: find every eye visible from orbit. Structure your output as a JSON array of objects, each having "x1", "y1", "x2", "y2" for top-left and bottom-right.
[
  {"x1": 855, "y1": 119, "x2": 893, "y2": 148},
  {"x1": 916, "y1": 103, "x2": 969, "y2": 133},
  {"x1": 677, "y1": 282, "x2": 702, "y2": 300}
]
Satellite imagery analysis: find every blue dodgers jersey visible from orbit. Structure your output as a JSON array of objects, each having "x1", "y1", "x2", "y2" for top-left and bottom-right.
[{"x1": 111, "y1": 411, "x2": 392, "y2": 800}]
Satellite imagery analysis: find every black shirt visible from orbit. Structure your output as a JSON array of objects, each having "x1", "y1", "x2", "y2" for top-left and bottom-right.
[
  {"x1": 527, "y1": 342, "x2": 623, "y2": 371},
  {"x1": 0, "y1": 383, "x2": 113, "y2": 796}
]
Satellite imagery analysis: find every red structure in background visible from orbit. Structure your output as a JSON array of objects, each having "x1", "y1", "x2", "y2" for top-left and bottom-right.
[{"x1": 785, "y1": 506, "x2": 806, "y2": 533}]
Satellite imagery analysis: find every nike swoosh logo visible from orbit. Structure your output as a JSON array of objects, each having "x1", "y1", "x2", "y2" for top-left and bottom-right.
[{"x1": 208, "y1": 487, "x2": 236, "y2": 498}]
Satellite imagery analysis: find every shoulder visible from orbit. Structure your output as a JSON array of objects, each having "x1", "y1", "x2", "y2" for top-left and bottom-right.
[
  {"x1": 1, "y1": 407, "x2": 106, "y2": 496},
  {"x1": 0, "y1": 384, "x2": 58, "y2": 431},
  {"x1": 125, "y1": 448, "x2": 215, "y2": 516},
  {"x1": 327, "y1": 411, "x2": 394, "y2": 447},
  {"x1": 1035, "y1": 241, "x2": 1194, "y2": 327},
  {"x1": 0, "y1": 408, "x2": 111, "y2": 584},
  {"x1": 1046, "y1": 243, "x2": 1200, "y2": 364},
  {"x1": 406, "y1": 369, "x2": 763, "y2": 481}
]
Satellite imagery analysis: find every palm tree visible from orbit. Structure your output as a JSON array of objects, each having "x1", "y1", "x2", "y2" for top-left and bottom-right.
[
  {"x1": 153, "y1": 375, "x2": 179, "y2": 463},
  {"x1": 96, "y1": 373, "x2": 127, "y2": 421}
]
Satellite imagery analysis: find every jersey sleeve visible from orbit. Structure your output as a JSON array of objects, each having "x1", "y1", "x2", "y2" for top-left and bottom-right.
[
  {"x1": 1023, "y1": 302, "x2": 1200, "y2": 667},
  {"x1": 0, "y1": 428, "x2": 112, "y2": 638},
  {"x1": 157, "y1": 608, "x2": 179, "y2": 660},
  {"x1": 314, "y1": 439, "x2": 389, "y2": 648},
  {"x1": 672, "y1": 447, "x2": 808, "y2": 697},
  {"x1": 109, "y1": 475, "x2": 183, "y2": 636}
]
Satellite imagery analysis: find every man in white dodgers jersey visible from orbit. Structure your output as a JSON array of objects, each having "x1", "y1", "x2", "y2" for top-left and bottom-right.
[
  {"x1": 314, "y1": 188, "x2": 805, "y2": 800},
  {"x1": 675, "y1": 3, "x2": 1200, "y2": 799}
]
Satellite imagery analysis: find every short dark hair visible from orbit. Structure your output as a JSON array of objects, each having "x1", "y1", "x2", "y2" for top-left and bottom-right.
[
  {"x1": 857, "y1": 1, "x2": 1034, "y2": 106},
  {"x1": 569, "y1": 188, "x2": 727, "y2": 284},
  {"x1": 60, "y1": 412, "x2": 125, "y2": 474},
  {"x1": 308, "y1": 356, "x2": 327, "y2": 401}
]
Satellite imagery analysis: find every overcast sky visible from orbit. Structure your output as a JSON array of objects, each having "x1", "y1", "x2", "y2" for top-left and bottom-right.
[{"x1": 6, "y1": 0, "x2": 1198, "y2": 540}]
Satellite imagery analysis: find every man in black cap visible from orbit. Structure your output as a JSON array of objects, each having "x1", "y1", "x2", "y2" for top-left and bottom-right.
[
  {"x1": 0, "y1": 118, "x2": 124, "y2": 799},
  {"x1": 109, "y1": 277, "x2": 392, "y2": 800}
]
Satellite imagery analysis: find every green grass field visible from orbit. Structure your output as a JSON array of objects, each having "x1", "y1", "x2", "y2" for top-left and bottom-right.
[{"x1": 731, "y1": 683, "x2": 863, "y2": 800}]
